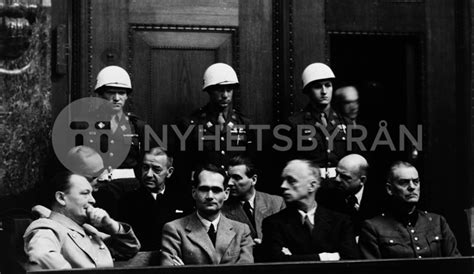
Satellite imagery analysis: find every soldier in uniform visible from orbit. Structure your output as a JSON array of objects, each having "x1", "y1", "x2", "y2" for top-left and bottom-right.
[
  {"x1": 358, "y1": 161, "x2": 461, "y2": 259},
  {"x1": 91, "y1": 65, "x2": 147, "y2": 218},
  {"x1": 287, "y1": 63, "x2": 350, "y2": 180},
  {"x1": 175, "y1": 63, "x2": 254, "y2": 184}
]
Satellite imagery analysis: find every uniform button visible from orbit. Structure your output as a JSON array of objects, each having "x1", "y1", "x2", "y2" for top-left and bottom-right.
[
  {"x1": 326, "y1": 149, "x2": 331, "y2": 153},
  {"x1": 342, "y1": 136, "x2": 346, "y2": 140},
  {"x1": 221, "y1": 137, "x2": 225, "y2": 141},
  {"x1": 418, "y1": 256, "x2": 422, "y2": 258},
  {"x1": 416, "y1": 246, "x2": 420, "y2": 250},
  {"x1": 389, "y1": 240, "x2": 394, "y2": 243},
  {"x1": 410, "y1": 229, "x2": 415, "y2": 233},
  {"x1": 221, "y1": 150, "x2": 225, "y2": 155},
  {"x1": 325, "y1": 137, "x2": 329, "y2": 141},
  {"x1": 220, "y1": 165, "x2": 225, "y2": 169},
  {"x1": 434, "y1": 236, "x2": 439, "y2": 240},
  {"x1": 110, "y1": 140, "x2": 114, "y2": 144},
  {"x1": 414, "y1": 237, "x2": 418, "y2": 241},
  {"x1": 89, "y1": 139, "x2": 93, "y2": 143},
  {"x1": 109, "y1": 152, "x2": 114, "y2": 157}
]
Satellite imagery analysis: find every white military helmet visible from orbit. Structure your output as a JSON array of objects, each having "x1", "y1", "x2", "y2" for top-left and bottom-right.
[
  {"x1": 202, "y1": 63, "x2": 239, "y2": 91},
  {"x1": 94, "y1": 65, "x2": 132, "y2": 92},
  {"x1": 301, "y1": 63, "x2": 335, "y2": 91}
]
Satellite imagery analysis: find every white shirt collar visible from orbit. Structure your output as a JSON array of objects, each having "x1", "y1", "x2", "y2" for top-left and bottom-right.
[
  {"x1": 196, "y1": 211, "x2": 221, "y2": 232},
  {"x1": 240, "y1": 191, "x2": 256, "y2": 209},
  {"x1": 150, "y1": 186, "x2": 166, "y2": 200},
  {"x1": 355, "y1": 185, "x2": 365, "y2": 205},
  {"x1": 298, "y1": 205, "x2": 317, "y2": 225}
]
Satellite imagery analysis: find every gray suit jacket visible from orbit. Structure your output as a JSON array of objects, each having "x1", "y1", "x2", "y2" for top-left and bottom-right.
[
  {"x1": 222, "y1": 191, "x2": 285, "y2": 239},
  {"x1": 160, "y1": 212, "x2": 254, "y2": 265}
]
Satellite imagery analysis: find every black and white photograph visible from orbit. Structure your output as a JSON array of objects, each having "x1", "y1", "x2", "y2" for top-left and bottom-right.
[{"x1": 0, "y1": 0, "x2": 472, "y2": 273}]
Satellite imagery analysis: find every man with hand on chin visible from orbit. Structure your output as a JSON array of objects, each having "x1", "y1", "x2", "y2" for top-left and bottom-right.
[{"x1": 24, "y1": 171, "x2": 140, "y2": 269}]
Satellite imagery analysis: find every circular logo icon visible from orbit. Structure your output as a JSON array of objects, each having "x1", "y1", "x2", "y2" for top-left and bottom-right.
[{"x1": 52, "y1": 97, "x2": 132, "y2": 173}]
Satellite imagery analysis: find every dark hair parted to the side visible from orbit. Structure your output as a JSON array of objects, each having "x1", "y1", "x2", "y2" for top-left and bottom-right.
[
  {"x1": 192, "y1": 163, "x2": 229, "y2": 189},
  {"x1": 387, "y1": 161, "x2": 416, "y2": 184},
  {"x1": 40, "y1": 170, "x2": 74, "y2": 207},
  {"x1": 228, "y1": 155, "x2": 257, "y2": 178}
]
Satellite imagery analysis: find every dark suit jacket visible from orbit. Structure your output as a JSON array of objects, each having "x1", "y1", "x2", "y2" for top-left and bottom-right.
[
  {"x1": 160, "y1": 213, "x2": 254, "y2": 265},
  {"x1": 261, "y1": 205, "x2": 359, "y2": 262},
  {"x1": 222, "y1": 191, "x2": 285, "y2": 239},
  {"x1": 118, "y1": 185, "x2": 193, "y2": 251},
  {"x1": 316, "y1": 182, "x2": 382, "y2": 234}
]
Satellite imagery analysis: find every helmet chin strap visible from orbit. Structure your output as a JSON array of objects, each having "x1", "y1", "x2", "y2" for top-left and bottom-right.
[{"x1": 0, "y1": 60, "x2": 32, "y2": 75}]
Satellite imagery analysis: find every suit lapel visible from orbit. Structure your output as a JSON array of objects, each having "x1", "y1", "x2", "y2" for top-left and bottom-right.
[
  {"x1": 284, "y1": 208, "x2": 312, "y2": 248},
  {"x1": 50, "y1": 212, "x2": 98, "y2": 266},
  {"x1": 311, "y1": 207, "x2": 332, "y2": 247},
  {"x1": 253, "y1": 191, "x2": 267, "y2": 238},
  {"x1": 215, "y1": 216, "x2": 236, "y2": 264},
  {"x1": 185, "y1": 213, "x2": 217, "y2": 264},
  {"x1": 224, "y1": 200, "x2": 257, "y2": 238}
]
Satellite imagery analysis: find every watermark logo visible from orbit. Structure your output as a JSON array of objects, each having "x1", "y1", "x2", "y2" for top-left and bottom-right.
[{"x1": 52, "y1": 97, "x2": 131, "y2": 171}]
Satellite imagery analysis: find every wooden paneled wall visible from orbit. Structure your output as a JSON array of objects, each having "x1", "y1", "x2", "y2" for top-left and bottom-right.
[{"x1": 51, "y1": 0, "x2": 472, "y2": 253}]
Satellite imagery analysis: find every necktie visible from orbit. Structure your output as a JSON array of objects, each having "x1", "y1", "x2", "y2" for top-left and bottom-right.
[
  {"x1": 346, "y1": 194, "x2": 359, "y2": 212},
  {"x1": 242, "y1": 201, "x2": 256, "y2": 229},
  {"x1": 320, "y1": 113, "x2": 328, "y2": 127},
  {"x1": 303, "y1": 214, "x2": 313, "y2": 233},
  {"x1": 208, "y1": 224, "x2": 216, "y2": 247},
  {"x1": 217, "y1": 112, "x2": 226, "y2": 130}
]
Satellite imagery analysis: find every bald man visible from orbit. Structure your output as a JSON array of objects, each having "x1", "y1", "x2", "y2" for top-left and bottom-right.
[
  {"x1": 333, "y1": 86, "x2": 359, "y2": 125},
  {"x1": 316, "y1": 154, "x2": 381, "y2": 234}
]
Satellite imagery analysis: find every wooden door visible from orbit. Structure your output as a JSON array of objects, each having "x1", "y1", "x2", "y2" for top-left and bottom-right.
[{"x1": 73, "y1": 0, "x2": 273, "y2": 139}]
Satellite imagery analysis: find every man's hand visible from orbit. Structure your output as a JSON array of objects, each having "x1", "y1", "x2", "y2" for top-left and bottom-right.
[
  {"x1": 254, "y1": 238, "x2": 262, "y2": 245},
  {"x1": 86, "y1": 206, "x2": 120, "y2": 234},
  {"x1": 170, "y1": 254, "x2": 184, "y2": 266},
  {"x1": 318, "y1": 252, "x2": 340, "y2": 261}
]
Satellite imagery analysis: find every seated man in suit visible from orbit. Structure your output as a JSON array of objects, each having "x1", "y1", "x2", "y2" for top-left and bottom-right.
[
  {"x1": 317, "y1": 154, "x2": 380, "y2": 235},
  {"x1": 160, "y1": 163, "x2": 254, "y2": 265},
  {"x1": 359, "y1": 161, "x2": 461, "y2": 259},
  {"x1": 119, "y1": 147, "x2": 193, "y2": 251},
  {"x1": 262, "y1": 159, "x2": 359, "y2": 262},
  {"x1": 222, "y1": 156, "x2": 285, "y2": 253},
  {"x1": 24, "y1": 171, "x2": 140, "y2": 269}
]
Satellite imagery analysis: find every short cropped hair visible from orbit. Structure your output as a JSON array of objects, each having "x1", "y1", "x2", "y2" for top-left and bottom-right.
[
  {"x1": 192, "y1": 163, "x2": 228, "y2": 189},
  {"x1": 287, "y1": 159, "x2": 321, "y2": 182},
  {"x1": 228, "y1": 155, "x2": 257, "y2": 177},
  {"x1": 41, "y1": 170, "x2": 74, "y2": 207},
  {"x1": 387, "y1": 161, "x2": 415, "y2": 183},
  {"x1": 145, "y1": 146, "x2": 173, "y2": 167}
]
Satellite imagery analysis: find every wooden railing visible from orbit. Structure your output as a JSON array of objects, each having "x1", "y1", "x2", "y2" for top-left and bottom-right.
[{"x1": 19, "y1": 256, "x2": 474, "y2": 274}]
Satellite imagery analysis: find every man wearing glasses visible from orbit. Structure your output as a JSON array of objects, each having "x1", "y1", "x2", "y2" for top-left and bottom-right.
[{"x1": 358, "y1": 161, "x2": 461, "y2": 259}]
